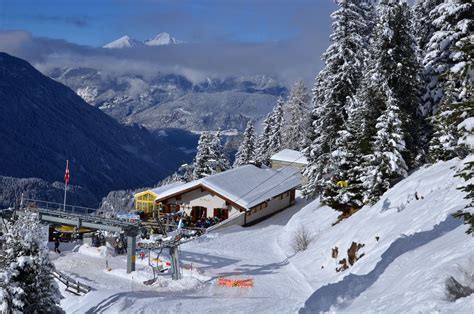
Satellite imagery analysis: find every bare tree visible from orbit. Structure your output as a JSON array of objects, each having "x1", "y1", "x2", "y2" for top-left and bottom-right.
[{"x1": 291, "y1": 226, "x2": 312, "y2": 253}]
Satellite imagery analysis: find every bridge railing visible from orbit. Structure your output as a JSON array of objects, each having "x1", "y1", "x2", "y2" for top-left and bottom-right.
[{"x1": 22, "y1": 199, "x2": 97, "y2": 216}]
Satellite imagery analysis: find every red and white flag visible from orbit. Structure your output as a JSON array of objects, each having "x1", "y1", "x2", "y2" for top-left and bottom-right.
[{"x1": 64, "y1": 160, "x2": 70, "y2": 185}]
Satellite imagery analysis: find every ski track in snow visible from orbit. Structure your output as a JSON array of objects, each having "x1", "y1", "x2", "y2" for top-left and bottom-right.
[{"x1": 55, "y1": 159, "x2": 474, "y2": 313}]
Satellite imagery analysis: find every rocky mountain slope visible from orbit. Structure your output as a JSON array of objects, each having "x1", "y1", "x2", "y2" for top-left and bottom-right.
[
  {"x1": 48, "y1": 67, "x2": 286, "y2": 132},
  {"x1": 0, "y1": 52, "x2": 193, "y2": 203}
]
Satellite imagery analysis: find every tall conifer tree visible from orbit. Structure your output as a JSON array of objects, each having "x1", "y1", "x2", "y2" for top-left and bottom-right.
[
  {"x1": 192, "y1": 132, "x2": 213, "y2": 179},
  {"x1": 282, "y1": 80, "x2": 310, "y2": 151},
  {"x1": 255, "y1": 99, "x2": 285, "y2": 167},
  {"x1": 234, "y1": 121, "x2": 256, "y2": 167},
  {"x1": 426, "y1": 0, "x2": 473, "y2": 161},
  {"x1": 303, "y1": 0, "x2": 372, "y2": 200},
  {"x1": 209, "y1": 130, "x2": 231, "y2": 173},
  {"x1": 0, "y1": 212, "x2": 63, "y2": 313}
]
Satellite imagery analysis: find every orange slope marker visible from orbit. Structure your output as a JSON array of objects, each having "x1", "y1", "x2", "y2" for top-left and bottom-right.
[{"x1": 218, "y1": 277, "x2": 254, "y2": 288}]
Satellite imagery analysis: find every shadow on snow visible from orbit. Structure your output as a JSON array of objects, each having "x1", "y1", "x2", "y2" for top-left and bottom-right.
[{"x1": 300, "y1": 214, "x2": 462, "y2": 313}]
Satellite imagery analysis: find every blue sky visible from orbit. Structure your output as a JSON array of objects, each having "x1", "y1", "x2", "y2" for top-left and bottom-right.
[
  {"x1": 0, "y1": 0, "x2": 336, "y2": 46},
  {"x1": 0, "y1": 0, "x2": 340, "y2": 85}
]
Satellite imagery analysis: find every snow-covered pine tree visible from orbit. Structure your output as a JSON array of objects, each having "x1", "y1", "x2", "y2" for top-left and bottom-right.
[
  {"x1": 282, "y1": 80, "x2": 310, "y2": 151},
  {"x1": 426, "y1": 0, "x2": 473, "y2": 161},
  {"x1": 354, "y1": 0, "x2": 421, "y2": 203},
  {"x1": 234, "y1": 121, "x2": 256, "y2": 167},
  {"x1": 322, "y1": 96, "x2": 366, "y2": 212},
  {"x1": 0, "y1": 212, "x2": 63, "y2": 313},
  {"x1": 428, "y1": 80, "x2": 463, "y2": 160},
  {"x1": 255, "y1": 112, "x2": 274, "y2": 167},
  {"x1": 255, "y1": 99, "x2": 285, "y2": 167},
  {"x1": 454, "y1": 101, "x2": 473, "y2": 235},
  {"x1": 413, "y1": 0, "x2": 445, "y2": 56},
  {"x1": 303, "y1": 0, "x2": 371, "y2": 199},
  {"x1": 454, "y1": 155, "x2": 474, "y2": 235},
  {"x1": 413, "y1": 0, "x2": 445, "y2": 150},
  {"x1": 209, "y1": 130, "x2": 231, "y2": 173},
  {"x1": 192, "y1": 132, "x2": 213, "y2": 179},
  {"x1": 454, "y1": 38, "x2": 474, "y2": 157},
  {"x1": 359, "y1": 0, "x2": 377, "y2": 40},
  {"x1": 449, "y1": 39, "x2": 473, "y2": 235},
  {"x1": 268, "y1": 97, "x2": 285, "y2": 154},
  {"x1": 365, "y1": 89, "x2": 408, "y2": 203},
  {"x1": 379, "y1": 0, "x2": 422, "y2": 166}
]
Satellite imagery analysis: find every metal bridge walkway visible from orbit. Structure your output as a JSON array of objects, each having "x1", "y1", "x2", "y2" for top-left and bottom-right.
[{"x1": 23, "y1": 199, "x2": 140, "y2": 273}]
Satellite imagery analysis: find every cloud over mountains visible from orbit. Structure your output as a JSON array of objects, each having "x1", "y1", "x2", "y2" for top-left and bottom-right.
[{"x1": 0, "y1": 28, "x2": 328, "y2": 86}]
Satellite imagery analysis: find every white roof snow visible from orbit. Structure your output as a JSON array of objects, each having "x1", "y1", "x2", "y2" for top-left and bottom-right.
[
  {"x1": 270, "y1": 149, "x2": 308, "y2": 165},
  {"x1": 149, "y1": 181, "x2": 187, "y2": 195},
  {"x1": 153, "y1": 165, "x2": 302, "y2": 210}
]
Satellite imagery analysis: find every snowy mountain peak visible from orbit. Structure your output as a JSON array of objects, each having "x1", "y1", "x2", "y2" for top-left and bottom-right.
[
  {"x1": 102, "y1": 35, "x2": 145, "y2": 49},
  {"x1": 144, "y1": 32, "x2": 182, "y2": 46}
]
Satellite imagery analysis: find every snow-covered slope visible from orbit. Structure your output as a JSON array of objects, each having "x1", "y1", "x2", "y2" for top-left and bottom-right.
[
  {"x1": 281, "y1": 158, "x2": 473, "y2": 312},
  {"x1": 102, "y1": 35, "x2": 145, "y2": 49},
  {"x1": 56, "y1": 158, "x2": 473, "y2": 313},
  {"x1": 144, "y1": 32, "x2": 182, "y2": 46}
]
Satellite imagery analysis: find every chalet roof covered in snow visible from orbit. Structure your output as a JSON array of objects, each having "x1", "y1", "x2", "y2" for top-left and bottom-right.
[
  {"x1": 154, "y1": 165, "x2": 302, "y2": 209},
  {"x1": 149, "y1": 181, "x2": 186, "y2": 195},
  {"x1": 270, "y1": 149, "x2": 308, "y2": 165}
]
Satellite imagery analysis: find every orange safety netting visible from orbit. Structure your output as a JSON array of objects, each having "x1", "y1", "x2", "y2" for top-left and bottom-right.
[{"x1": 218, "y1": 277, "x2": 254, "y2": 288}]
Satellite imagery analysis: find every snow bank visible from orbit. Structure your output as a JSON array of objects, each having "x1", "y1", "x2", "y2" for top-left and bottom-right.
[
  {"x1": 105, "y1": 268, "x2": 154, "y2": 283},
  {"x1": 78, "y1": 244, "x2": 114, "y2": 258}
]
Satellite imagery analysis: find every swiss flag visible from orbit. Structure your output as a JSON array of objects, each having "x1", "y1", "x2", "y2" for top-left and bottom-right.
[{"x1": 64, "y1": 160, "x2": 70, "y2": 185}]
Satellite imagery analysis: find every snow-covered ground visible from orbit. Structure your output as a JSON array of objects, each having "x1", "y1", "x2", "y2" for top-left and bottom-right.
[{"x1": 54, "y1": 158, "x2": 474, "y2": 313}]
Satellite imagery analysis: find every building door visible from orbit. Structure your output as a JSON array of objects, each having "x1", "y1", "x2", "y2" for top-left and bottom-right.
[
  {"x1": 191, "y1": 206, "x2": 207, "y2": 223},
  {"x1": 213, "y1": 208, "x2": 229, "y2": 220}
]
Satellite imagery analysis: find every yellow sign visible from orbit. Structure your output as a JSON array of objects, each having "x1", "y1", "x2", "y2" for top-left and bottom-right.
[
  {"x1": 54, "y1": 225, "x2": 91, "y2": 234},
  {"x1": 131, "y1": 255, "x2": 136, "y2": 262},
  {"x1": 336, "y1": 180, "x2": 349, "y2": 188}
]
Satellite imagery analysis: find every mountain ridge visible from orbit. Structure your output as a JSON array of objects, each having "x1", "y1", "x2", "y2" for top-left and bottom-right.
[
  {"x1": 0, "y1": 52, "x2": 193, "y2": 202},
  {"x1": 103, "y1": 32, "x2": 182, "y2": 48},
  {"x1": 48, "y1": 67, "x2": 287, "y2": 132},
  {"x1": 102, "y1": 35, "x2": 146, "y2": 49}
]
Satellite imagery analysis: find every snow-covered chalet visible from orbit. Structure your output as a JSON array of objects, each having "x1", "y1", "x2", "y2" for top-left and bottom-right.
[
  {"x1": 270, "y1": 149, "x2": 308, "y2": 184},
  {"x1": 137, "y1": 165, "x2": 302, "y2": 227}
]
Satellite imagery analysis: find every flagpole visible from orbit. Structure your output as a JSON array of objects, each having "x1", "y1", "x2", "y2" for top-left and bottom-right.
[{"x1": 63, "y1": 160, "x2": 68, "y2": 211}]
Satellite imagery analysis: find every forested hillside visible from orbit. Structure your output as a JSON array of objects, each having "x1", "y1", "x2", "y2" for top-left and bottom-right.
[{"x1": 0, "y1": 52, "x2": 193, "y2": 203}]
